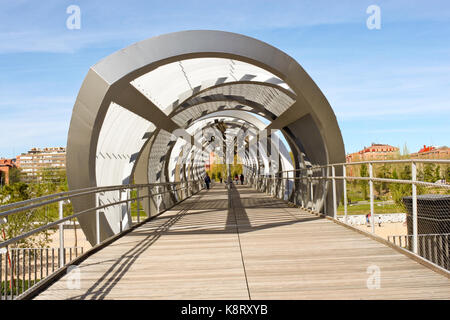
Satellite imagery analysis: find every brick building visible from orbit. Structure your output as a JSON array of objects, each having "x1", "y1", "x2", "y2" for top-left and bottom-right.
[
  {"x1": 410, "y1": 145, "x2": 450, "y2": 159},
  {"x1": 0, "y1": 158, "x2": 17, "y2": 185},
  {"x1": 346, "y1": 143, "x2": 400, "y2": 163}
]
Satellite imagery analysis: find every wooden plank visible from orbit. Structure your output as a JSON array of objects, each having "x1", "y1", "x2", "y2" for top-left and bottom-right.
[{"x1": 35, "y1": 185, "x2": 450, "y2": 300}]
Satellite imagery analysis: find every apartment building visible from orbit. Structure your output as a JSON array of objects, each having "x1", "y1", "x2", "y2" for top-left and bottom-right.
[
  {"x1": 410, "y1": 145, "x2": 450, "y2": 159},
  {"x1": 346, "y1": 143, "x2": 400, "y2": 163},
  {"x1": 16, "y1": 147, "x2": 66, "y2": 181}
]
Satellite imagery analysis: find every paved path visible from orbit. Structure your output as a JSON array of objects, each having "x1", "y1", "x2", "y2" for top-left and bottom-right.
[{"x1": 35, "y1": 185, "x2": 450, "y2": 299}]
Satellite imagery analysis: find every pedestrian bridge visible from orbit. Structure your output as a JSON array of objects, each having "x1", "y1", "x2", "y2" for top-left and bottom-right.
[
  {"x1": 33, "y1": 185, "x2": 450, "y2": 300},
  {"x1": 1, "y1": 30, "x2": 449, "y2": 300}
]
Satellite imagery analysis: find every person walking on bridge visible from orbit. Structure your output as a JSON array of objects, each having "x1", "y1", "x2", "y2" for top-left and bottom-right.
[
  {"x1": 240, "y1": 174, "x2": 244, "y2": 185},
  {"x1": 204, "y1": 173, "x2": 211, "y2": 190}
]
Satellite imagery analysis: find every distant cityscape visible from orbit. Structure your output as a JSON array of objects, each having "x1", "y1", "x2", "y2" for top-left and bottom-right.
[
  {"x1": 346, "y1": 143, "x2": 450, "y2": 162},
  {"x1": 0, "y1": 147, "x2": 66, "y2": 185},
  {"x1": 0, "y1": 143, "x2": 449, "y2": 186}
]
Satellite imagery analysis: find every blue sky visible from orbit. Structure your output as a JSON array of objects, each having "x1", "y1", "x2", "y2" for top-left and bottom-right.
[{"x1": 0, "y1": 0, "x2": 449, "y2": 158}]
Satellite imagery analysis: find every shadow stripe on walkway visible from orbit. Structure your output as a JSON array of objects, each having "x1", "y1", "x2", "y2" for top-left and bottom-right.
[{"x1": 35, "y1": 185, "x2": 450, "y2": 300}]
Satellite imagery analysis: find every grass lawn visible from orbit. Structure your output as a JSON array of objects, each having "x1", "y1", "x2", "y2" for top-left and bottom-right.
[
  {"x1": 130, "y1": 208, "x2": 147, "y2": 218},
  {"x1": 1, "y1": 279, "x2": 40, "y2": 296},
  {"x1": 337, "y1": 202, "x2": 403, "y2": 215}
]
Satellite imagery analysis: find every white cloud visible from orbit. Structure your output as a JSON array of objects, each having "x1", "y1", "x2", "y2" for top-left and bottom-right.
[{"x1": 1, "y1": 0, "x2": 449, "y2": 54}]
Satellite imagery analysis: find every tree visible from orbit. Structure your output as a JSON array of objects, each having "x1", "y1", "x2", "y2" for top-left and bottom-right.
[
  {"x1": 0, "y1": 169, "x2": 69, "y2": 248},
  {"x1": 376, "y1": 164, "x2": 391, "y2": 196},
  {"x1": 209, "y1": 154, "x2": 228, "y2": 182},
  {"x1": 229, "y1": 154, "x2": 243, "y2": 178},
  {"x1": 390, "y1": 165, "x2": 418, "y2": 210},
  {"x1": 423, "y1": 164, "x2": 435, "y2": 182},
  {"x1": 400, "y1": 164, "x2": 411, "y2": 180},
  {"x1": 9, "y1": 167, "x2": 22, "y2": 184},
  {"x1": 39, "y1": 168, "x2": 67, "y2": 184},
  {"x1": 433, "y1": 165, "x2": 441, "y2": 182},
  {"x1": 402, "y1": 143, "x2": 410, "y2": 158},
  {"x1": 0, "y1": 183, "x2": 52, "y2": 248},
  {"x1": 359, "y1": 164, "x2": 369, "y2": 200},
  {"x1": 392, "y1": 168, "x2": 398, "y2": 180}
]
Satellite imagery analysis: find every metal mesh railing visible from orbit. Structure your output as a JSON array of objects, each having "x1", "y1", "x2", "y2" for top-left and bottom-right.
[
  {"x1": 0, "y1": 247, "x2": 84, "y2": 300},
  {"x1": 252, "y1": 159, "x2": 450, "y2": 271},
  {"x1": 387, "y1": 234, "x2": 450, "y2": 269},
  {"x1": 0, "y1": 180, "x2": 204, "y2": 300}
]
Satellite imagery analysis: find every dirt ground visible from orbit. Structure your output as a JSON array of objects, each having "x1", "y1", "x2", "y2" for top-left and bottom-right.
[
  {"x1": 354, "y1": 221, "x2": 408, "y2": 240},
  {"x1": 47, "y1": 227, "x2": 92, "y2": 251}
]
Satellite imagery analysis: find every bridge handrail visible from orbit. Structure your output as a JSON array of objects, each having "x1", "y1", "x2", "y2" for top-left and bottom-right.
[
  {"x1": 0, "y1": 180, "x2": 203, "y2": 248},
  {"x1": 0, "y1": 181, "x2": 195, "y2": 213},
  {"x1": 247, "y1": 158, "x2": 450, "y2": 273},
  {"x1": 279, "y1": 158, "x2": 450, "y2": 172},
  {"x1": 0, "y1": 179, "x2": 204, "y2": 300},
  {"x1": 261, "y1": 176, "x2": 450, "y2": 188}
]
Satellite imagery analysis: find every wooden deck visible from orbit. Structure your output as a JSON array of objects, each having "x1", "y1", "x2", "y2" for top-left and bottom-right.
[{"x1": 35, "y1": 185, "x2": 450, "y2": 300}]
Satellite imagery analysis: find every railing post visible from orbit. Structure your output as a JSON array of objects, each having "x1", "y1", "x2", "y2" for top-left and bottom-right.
[
  {"x1": 412, "y1": 161, "x2": 418, "y2": 254},
  {"x1": 273, "y1": 176, "x2": 276, "y2": 196},
  {"x1": 292, "y1": 171, "x2": 297, "y2": 205},
  {"x1": 369, "y1": 162, "x2": 375, "y2": 234},
  {"x1": 322, "y1": 167, "x2": 327, "y2": 215},
  {"x1": 95, "y1": 193, "x2": 101, "y2": 245},
  {"x1": 332, "y1": 165, "x2": 337, "y2": 219},
  {"x1": 310, "y1": 177, "x2": 314, "y2": 210},
  {"x1": 136, "y1": 187, "x2": 140, "y2": 224},
  {"x1": 343, "y1": 164, "x2": 348, "y2": 224},
  {"x1": 277, "y1": 175, "x2": 279, "y2": 197},
  {"x1": 58, "y1": 200, "x2": 65, "y2": 267},
  {"x1": 148, "y1": 186, "x2": 152, "y2": 217},
  {"x1": 126, "y1": 189, "x2": 131, "y2": 230}
]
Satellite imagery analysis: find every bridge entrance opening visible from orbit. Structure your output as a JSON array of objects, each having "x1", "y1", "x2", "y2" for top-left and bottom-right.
[{"x1": 66, "y1": 31, "x2": 345, "y2": 244}]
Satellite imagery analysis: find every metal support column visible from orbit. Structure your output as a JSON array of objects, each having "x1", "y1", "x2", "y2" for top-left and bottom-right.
[
  {"x1": 369, "y1": 162, "x2": 375, "y2": 234},
  {"x1": 292, "y1": 171, "x2": 297, "y2": 205},
  {"x1": 136, "y1": 187, "x2": 140, "y2": 224},
  {"x1": 343, "y1": 164, "x2": 348, "y2": 224},
  {"x1": 95, "y1": 193, "x2": 101, "y2": 245},
  {"x1": 332, "y1": 165, "x2": 337, "y2": 219},
  {"x1": 148, "y1": 186, "x2": 152, "y2": 217},
  {"x1": 322, "y1": 167, "x2": 327, "y2": 215},
  {"x1": 58, "y1": 200, "x2": 65, "y2": 267},
  {"x1": 412, "y1": 161, "x2": 418, "y2": 254}
]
